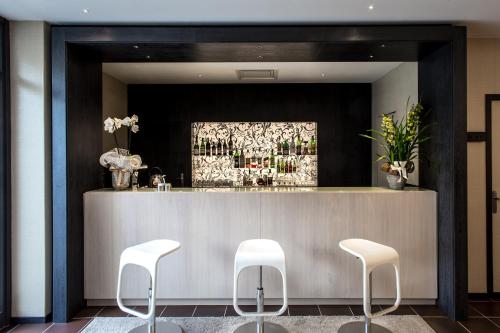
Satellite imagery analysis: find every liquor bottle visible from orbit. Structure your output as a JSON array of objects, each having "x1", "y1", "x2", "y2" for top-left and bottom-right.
[
  {"x1": 211, "y1": 140, "x2": 216, "y2": 156},
  {"x1": 283, "y1": 158, "x2": 288, "y2": 174},
  {"x1": 287, "y1": 159, "x2": 293, "y2": 174},
  {"x1": 257, "y1": 149, "x2": 263, "y2": 168},
  {"x1": 205, "y1": 139, "x2": 211, "y2": 156},
  {"x1": 251, "y1": 149, "x2": 257, "y2": 169},
  {"x1": 263, "y1": 150, "x2": 269, "y2": 168},
  {"x1": 296, "y1": 134, "x2": 302, "y2": 156},
  {"x1": 290, "y1": 135, "x2": 296, "y2": 155},
  {"x1": 267, "y1": 169, "x2": 274, "y2": 186},
  {"x1": 270, "y1": 149, "x2": 276, "y2": 168},
  {"x1": 303, "y1": 141, "x2": 309, "y2": 155},
  {"x1": 223, "y1": 139, "x2": 228, "y2": 156},
  {"x1": 193, "y1": 135, "x2": 200, "y2": 155},
  {"x1": 233, "y1": 149, "x2": 240, "y2": 168},
  {"x1": 276, "y1": 157, "x2": 281, "y2": 174},
  {"x1": 292, "y1": 159, "x2": 297, "y2": 173},
  {"x1": 228, "y1": 134, "x2": 234, "y2": 155},
  {"x1": 283, "y1": 139, "x2": 289, "y2": 155},
  {"x1": 310, "y1": 135, "x2": 316, "y2": 155},
  {"x1": 239, "y1": 148, "x2": 245, "y2": 168},
  {"x1": 217, "y1": 138, "x2": 222, "y2": 156},
  {"x1": 277, "y1": 139, "x2": 283, "y2": 155},
  {"x1": 200, "y1": 138, "x2": 206, "y2": 155},
  {"x1": 245, "y1": 149, "x2": 251, "y2": 168}
]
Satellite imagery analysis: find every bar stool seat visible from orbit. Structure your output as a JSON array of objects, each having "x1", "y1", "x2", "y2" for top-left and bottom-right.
[
  {"x1": 117, "y1": 239, "x2": 182, "y2": 333},
  {"x1": 338, "y1": 238, "x2": 401, "y2": 333},
  {"x1": 233, "y1": 239, "x2": 288, "y2": 333}
]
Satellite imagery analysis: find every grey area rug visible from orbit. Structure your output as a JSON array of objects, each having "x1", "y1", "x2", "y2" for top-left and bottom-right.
[{"x1": 82, "y1": 316, "x2": 436, "y2": 333}]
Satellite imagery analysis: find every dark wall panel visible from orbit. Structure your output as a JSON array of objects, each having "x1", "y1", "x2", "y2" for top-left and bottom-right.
[
  {"x1": 128, "y1": 84, "x2": 371, "y2": 187},
  {"x1": 418, "y1": 26, "x2": 467, "y2": 320}
]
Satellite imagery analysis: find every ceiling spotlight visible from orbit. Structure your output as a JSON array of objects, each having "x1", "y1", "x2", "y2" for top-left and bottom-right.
[
  {"x1": 369, "y1": 55, "x2": 374, "y2": 59},
  {"x1": 381, "y1": 44, "x2": 386, "y2": 48},
  {"x1": 133, "y1": 45, "x2": 139, "y2": 49},
  {"x1": 320, "y1": 73, "x2": 326, "y2": 78},
  {"x1": 146, "y1": 55, "x2": 151, "y2": 59},
  {"x1": 368, "y1": 4, "x2": 374, "y2": 10},
  {"x1": 82, "y1": 8, "x2": 89, "y2": 14}
]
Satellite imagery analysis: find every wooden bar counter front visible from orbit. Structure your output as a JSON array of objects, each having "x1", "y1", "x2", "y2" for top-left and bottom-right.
[{"x1": 84, "y1": 187, "x2": 437, "y2": 305}]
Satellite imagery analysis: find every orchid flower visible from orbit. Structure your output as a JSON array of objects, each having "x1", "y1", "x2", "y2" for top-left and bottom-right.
[{"x1": 104, "y1": 117, "x2": 115, "y2": 133}]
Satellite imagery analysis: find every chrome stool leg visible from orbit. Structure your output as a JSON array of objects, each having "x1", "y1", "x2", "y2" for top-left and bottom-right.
[
  {"x1": 234, "y1": 267, "x2": 287, "y2": 333},
  {"x1": 129, "y1": 277, "x2": 182, "y2": 333},
  {"x1": 338, "y1": 274, "x2": 392, "y2": 333}
]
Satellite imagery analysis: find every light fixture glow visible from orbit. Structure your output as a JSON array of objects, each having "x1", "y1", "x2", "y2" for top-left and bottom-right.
[
  {"x1": 320, "y1": 73, "x2": 326, "y2": 78},
  {"x1": 197, "y1": 74, "x2": 204, "y2": 78},
  {"x1": 146, "y1": 55, "x2": 151, "y2": 59},
  {"x1": 82, "y1": 8, "x2": 89, "y2": 14},
  {"x1": 133, "y1": 45, "x2": 139, "y2": 49},
  {"x1": 369, "y1": 55, "x2": 374, "y2": 59},
  {"x1": 368, "y1": 4, "x2": 374, "y2": 10}
]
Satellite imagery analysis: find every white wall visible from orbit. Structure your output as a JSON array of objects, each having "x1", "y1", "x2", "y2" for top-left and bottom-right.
[
  {"x1": 102, "y1": 73, "x2": 128, "y2": 152},
  {"x1": 10, "y1": 21, "x2": 51, "y2": 318},
  {"x1": 371, "y1": 62, "x2": 419, "y2": 186}
]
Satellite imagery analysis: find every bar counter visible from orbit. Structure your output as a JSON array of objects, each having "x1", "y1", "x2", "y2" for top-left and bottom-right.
[{"x1": 84, "y1": 186, "x2": 437, "y2": 304}]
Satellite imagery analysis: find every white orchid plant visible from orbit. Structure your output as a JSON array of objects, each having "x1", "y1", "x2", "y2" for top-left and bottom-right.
[
  {"x1": 103, "y1": 114, "x2": 139, "y2": 154},
  {"x1": 100, "y1": 115, "x2": 142, "y2": 172}
]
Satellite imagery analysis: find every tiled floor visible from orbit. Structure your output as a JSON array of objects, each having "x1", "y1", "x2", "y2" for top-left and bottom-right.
[{"x1": 4, "y1": 301, "x2": 500, "y2": 333}]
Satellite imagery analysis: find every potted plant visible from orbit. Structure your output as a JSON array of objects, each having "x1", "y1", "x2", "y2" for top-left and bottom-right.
[
  {"x1": 361, "y1": 99, "x2": 430, "y2": 190},
  {"x1": 99, "y1": 115, "x2": 143, "y2": 190}
]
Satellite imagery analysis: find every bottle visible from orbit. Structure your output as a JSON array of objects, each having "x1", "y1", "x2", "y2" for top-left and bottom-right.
[
  {"x1": 310, "y1": 135, "x2": 316, "y2": 155},
  {"x1": 251, "y1": 149, "x2": 257, "y2": 169},
  {"x1": 217, "y1": 138, "x2": 222, "y2": 156},
  {"x1": 290, "y1": 135, "x2": 296, "y2": 155},
  {"x1": 276, "y1": 157, "x2": 281, "y2": 174},
  {"x1": 267, "y1": 169, "x2": 274, "y2": 186},
  {"x1": 296, "y1": 134, "x2": 302, "y2": 156},
  {"x1": 277, "y1": 139, "x2": 283, "y2": 155},
  {"x1": 292, "y1": 159, "x2": 297, "y2": 173},
  {"x1": 206, "y1": 139, "x2": 211, "y2": 156},
  {"x1": 287, "y1": 159, "x2": 293, "y2": 174},
  {"x1": 193, "y1": 135, "x2": 200, "y2": 155},
  {"x1": 223, "y1": 139, "x2": 228, "y2": 156},
  {"x1": 283, "y1": 139, "x2": 289, "y2": 155},
  {"x1": 233, "y1": 149, "x2": 240, "y2": 168},
  {"x1": 239, "y1": 148, "x2": 245, "y2": 168},
  {"x1": 228, "y1": 134, "x2": 234, "y2": 155},
  {"x1": 200, "y1": 138, "x2": 206, "y2": 156},
  {"x1": 211, "y1": 140, "x2": 216, "y2": 156},
  {"x1": 283, "y1": 158, "x2": 288, "y2": 174},
  {"x1": 263, "y1": 150, "x2": 269, "y2": 168},
  {"x1": 270, "y1": 149, "x2": 276, "y2": 168},
  {"x1": 245, "y1": 149, "x2": 251, "y2": 168},
  {"x1": 303, "y1": 141, "x2": 309, "y2": 155},
  {"x1": 257, "y1": 149, "x2": 263, "y2": 168}
]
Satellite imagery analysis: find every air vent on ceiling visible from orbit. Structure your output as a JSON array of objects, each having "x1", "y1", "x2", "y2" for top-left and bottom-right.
[{"x1": 236, "y1": 69, "x2": 278, "y2": 80}]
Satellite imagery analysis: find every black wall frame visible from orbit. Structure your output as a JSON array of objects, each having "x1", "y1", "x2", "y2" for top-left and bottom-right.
[
  {"x1": 485, "y1": 94, "x2": 500, "y2": 296},
  {"x1": 0, "y1": 17, "x2": 10, "y2": 328},
  {"x1": 51, "y1": 25, "x2": 467, "y2": 322}
]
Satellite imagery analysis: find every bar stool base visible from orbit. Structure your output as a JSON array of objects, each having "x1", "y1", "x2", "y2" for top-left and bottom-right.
[
  {"x1": 338, "y1": 321, "x2": 392, "y2": 333},
  {"x1": 234, "y1": 321, "x2": 287, "y2": 333},
  {"x1": 129, "y1": 321, "x2": 183, "y2": 333}
]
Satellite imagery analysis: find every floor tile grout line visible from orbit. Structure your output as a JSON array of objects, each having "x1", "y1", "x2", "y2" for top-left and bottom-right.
[
  {"x1": 456, "y1": 321, "x2": 472, "y2": 333},
  {"x1": 159, "y1": 305, "x2": 167, "y2": 317},
  {"x1": 40, "y1": 323, "x2": 55, "y2": 333},
  {"x1": 468, "y1": 303, "x2": 500, "y2": 329},
  {"x1": 191, "y1": 305, "x2": 198, "y2": 317},
  {"x1": 408, "y1": 305, "x2": 419, "y2": 315},
  {"x1": 347, "y1": 305, "x2": 355, "y2": 316},
  {"x1": 94, "y1": 307, "x2": 105, "y2": 317},
  {"x1": 77, "y1": 318, "x2": 95, "y2": 333},
  {"x1": 6, "y1": 324, "x2": 20, "y2": 333},
  {"x1": 317, "y1": 305, "x2": 322, "y2": 316}
]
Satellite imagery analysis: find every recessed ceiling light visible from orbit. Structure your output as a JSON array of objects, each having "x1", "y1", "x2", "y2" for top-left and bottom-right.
[
  {"x1": 133, "y1": 45, "x2": 139, "y2": 49},
  {"x1": 146, "y1": 55, "x2": 151, "y2": 59},
  {"x1": 82, "y1": 8, "x2": 89, "y2": 14},
  {"x1": 369, "y1": 55, "x2": 374, "y2": 59},
  {"x1": 368, "y1": 4, "x2": 374, "y2": 10}
]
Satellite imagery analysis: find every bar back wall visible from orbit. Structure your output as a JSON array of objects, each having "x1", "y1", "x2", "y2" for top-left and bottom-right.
[{"x1": 128, "y1": 83, "x2": 371, "y2": 187}]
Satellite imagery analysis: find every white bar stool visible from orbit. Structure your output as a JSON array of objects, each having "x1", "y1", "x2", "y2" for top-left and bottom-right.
[
  {"x1": 338, "y1": 239, "x2": 401, "y2": 333},
  {"x1": 233, "y1": 239, "x2": 288, "y2": 333},
  {"x1": 117, "y1": 239, "x2": 182, "y2": 333}
]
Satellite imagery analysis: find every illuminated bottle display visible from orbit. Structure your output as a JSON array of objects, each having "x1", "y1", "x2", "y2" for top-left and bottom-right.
[{"x1": 191, "y1": 122, "x2": 317, "y2": 187}]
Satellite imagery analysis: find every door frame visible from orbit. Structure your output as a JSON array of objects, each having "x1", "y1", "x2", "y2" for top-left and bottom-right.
[
  {"x1": 486, "y1": 94, "x2": 500, "y2": 296},
  {"x1": 0, "y1": 16, "x2": 11, "y2": 328}
]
